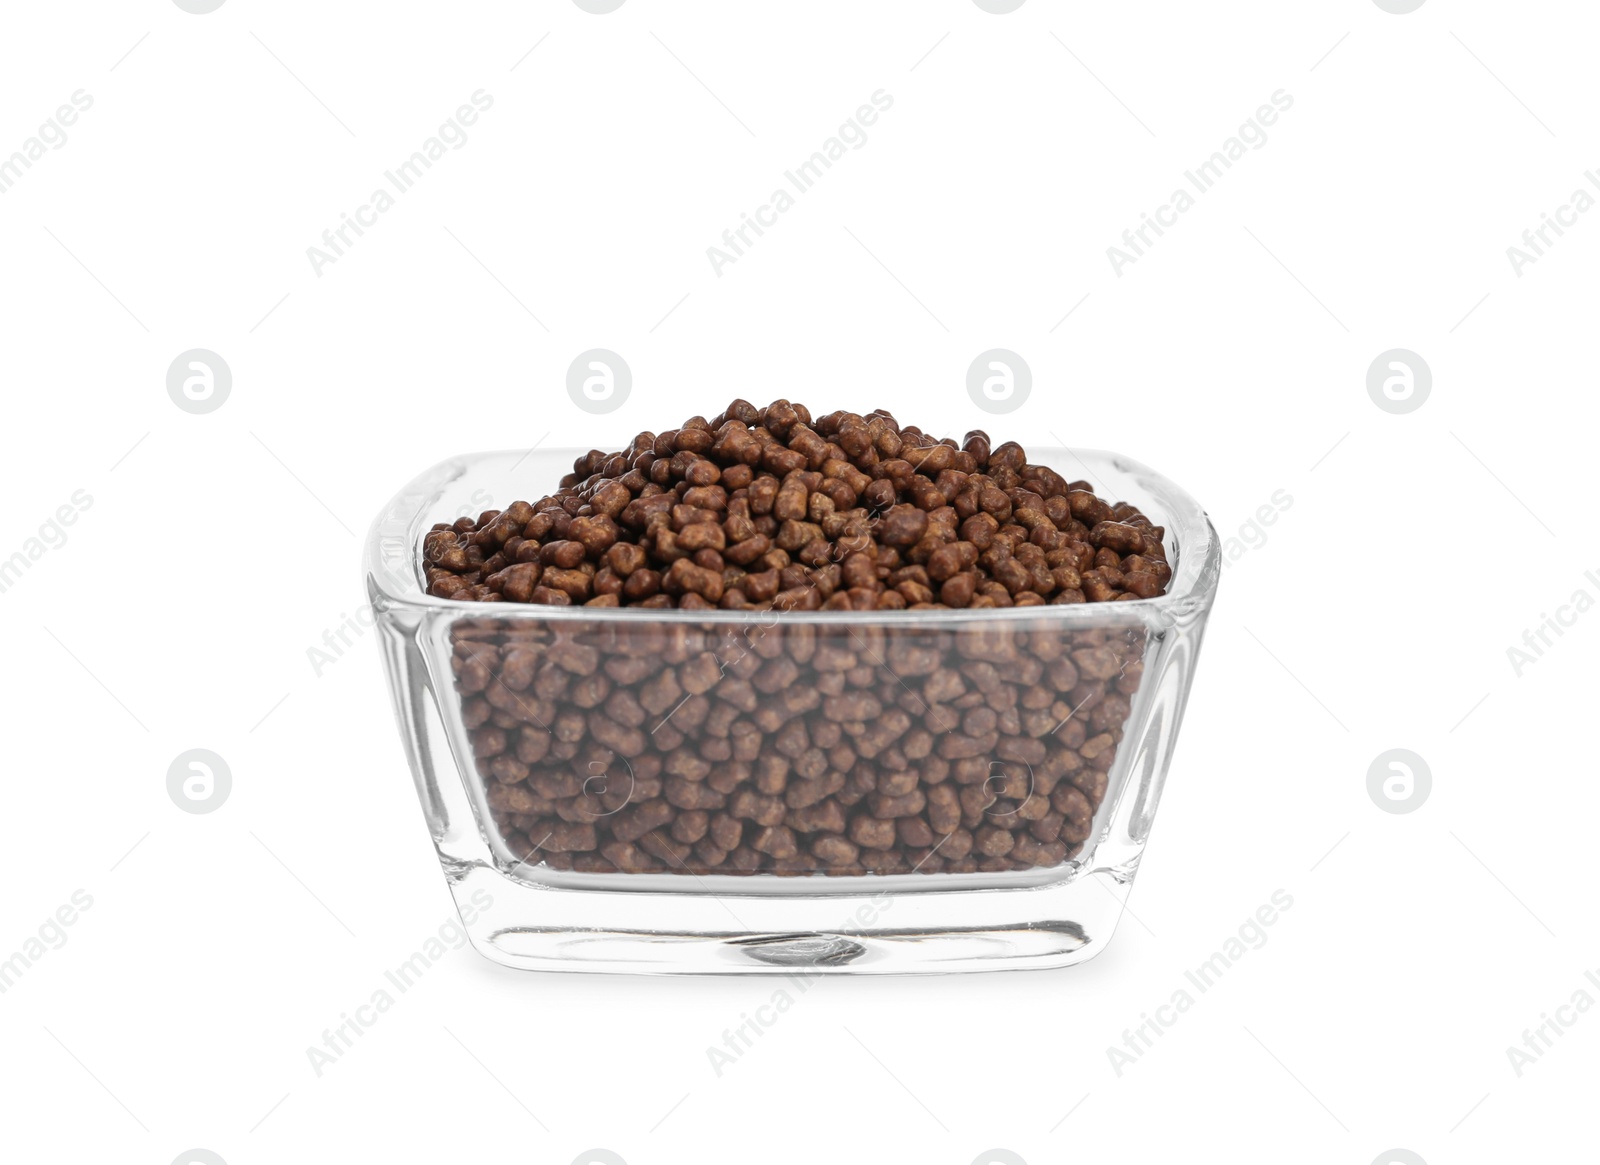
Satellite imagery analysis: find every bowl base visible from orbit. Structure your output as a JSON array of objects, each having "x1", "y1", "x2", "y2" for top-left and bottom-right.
[{"x1": 448, "y1": 862, "x2": 1132, "y2": 974}]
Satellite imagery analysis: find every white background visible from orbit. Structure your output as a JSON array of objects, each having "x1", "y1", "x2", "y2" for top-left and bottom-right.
[{"x1": 1, "y1": 2, "x2": 1595, "y2": 1163}]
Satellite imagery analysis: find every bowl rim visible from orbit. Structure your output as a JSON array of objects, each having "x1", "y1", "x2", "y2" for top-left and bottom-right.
[{"x1": 363, "y1": 445, "x2": 1220, "y2": 626}]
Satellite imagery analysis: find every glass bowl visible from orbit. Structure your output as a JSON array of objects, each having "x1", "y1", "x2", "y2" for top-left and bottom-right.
[{"x1": 364, "y1": 446, "x2": 1219, "y2": 973}]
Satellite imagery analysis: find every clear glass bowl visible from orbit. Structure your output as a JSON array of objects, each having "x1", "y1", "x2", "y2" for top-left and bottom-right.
[{"x1": 365, "y1": 447, "x2": 1219, "y2": 973}]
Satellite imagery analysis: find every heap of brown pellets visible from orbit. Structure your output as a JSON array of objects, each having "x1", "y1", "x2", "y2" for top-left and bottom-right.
[
  {"x1": 431, "y1": 400, "x2": 1174, "y2": 877},
  {"x1": 422, "y1": 399, "x2": 1172, "y2": 610}
]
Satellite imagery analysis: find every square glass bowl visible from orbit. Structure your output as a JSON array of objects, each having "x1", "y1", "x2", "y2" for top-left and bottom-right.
[{"x1": 365, "y1": 447, "x2": 1219, "y2": 974}]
